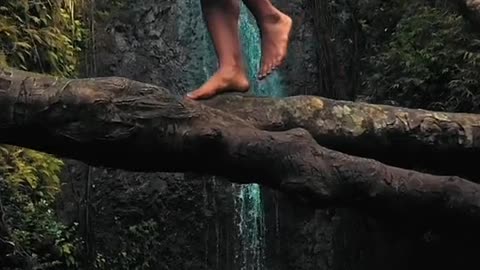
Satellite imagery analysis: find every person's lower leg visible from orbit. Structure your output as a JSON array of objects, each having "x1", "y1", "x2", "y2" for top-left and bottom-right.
[
  {"x1": 242, "y1": 0, "x2": 292, "y2": 79},
  {"x1": 187, "y1": 0, "x2": 249, "y2": 100}
]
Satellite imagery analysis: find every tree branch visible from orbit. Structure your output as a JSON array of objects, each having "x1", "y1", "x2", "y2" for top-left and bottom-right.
[
  {"x1": 204, "y1": 94, "x2": 480, "y2": 180},
  {"x1": 1, "y1": 67, "x2": 480, "y2": 225}
]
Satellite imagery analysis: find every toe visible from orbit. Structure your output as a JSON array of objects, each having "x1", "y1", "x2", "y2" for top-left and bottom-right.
[
  {"x1": 186, "y1": 90, "x2": 207, "y2": 100},
  {"x1": 258, "y1": 65, "x2": 267, "y2": 80},
  {"x1": 267, "y1": 63, "x2": 274, "y2": 75},
  {"x1": 187, "y1": 88, "x2": 214, "y2": 100},
  {"x1": 186, "y1": 91, "x2": 200, "y2": 100},
  {"x1": 258, "y1": 71, "x2": 264, "y2": 80}
]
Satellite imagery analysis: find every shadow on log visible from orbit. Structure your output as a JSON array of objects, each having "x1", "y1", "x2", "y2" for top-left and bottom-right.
[{"x1": 1, "y1": 67, "x2": 480, "y2": 227}]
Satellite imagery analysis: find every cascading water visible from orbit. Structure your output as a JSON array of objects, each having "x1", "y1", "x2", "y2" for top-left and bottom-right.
[
  {"x1": 233, "y1": 5, "x2": 285, "y2": 270},
  {"x1": 178, "y1": 1, "x2": 285, "y2": 269},
  {"x1": 239, "y1": 5, "x2": 285, "y2": 98}
]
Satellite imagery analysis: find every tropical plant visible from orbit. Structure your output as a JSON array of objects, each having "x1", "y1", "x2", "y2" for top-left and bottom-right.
[
  {"x1": 0, "y1": 145, "x2": 63, "y2": 201},
  {"x1": 363, "y1": 6, "x2": 480, "y2": 113},
  {"x1": 0, "y1": 0, "x2": 86, "y2": 76},
  {"x1": 0, "y1": 0, "x2": 87, "y2": 269}
]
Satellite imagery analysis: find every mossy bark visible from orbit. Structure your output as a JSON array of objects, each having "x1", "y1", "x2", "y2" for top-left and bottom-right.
[{"x1": 205, "y1": 95, "x2": 480, "y2": 180}]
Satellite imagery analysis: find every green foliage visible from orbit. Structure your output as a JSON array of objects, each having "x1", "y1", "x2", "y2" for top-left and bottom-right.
[
  {"x1": 10, "y1": 197, "x2": 81, "y2": 269},
  {"x1": 0, "y1": 146, "x2": 63, "y2": 201},
  {"x1": 0, "y1": 145, "x2": 81, "y2": 269},
  {"x1": 107, "y1": 219, "x2": 163, "y2": 270},
  {"x1": 364, "y1": 6, "x2": 480, "y2": 112},
  {"x1": 0, "y1": 0, "x2": 86, "y2": 76},
  {"x1": 0, "y1": 0, "x2": 87, "y2": 269}
]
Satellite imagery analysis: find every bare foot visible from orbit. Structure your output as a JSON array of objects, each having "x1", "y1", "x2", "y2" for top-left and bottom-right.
[
  {"x1": 186, "y1": 66, "x2": 250, "y2": 100},
  {"x1": 258, "y1": 12, "x2": 292, "y2": 80}
]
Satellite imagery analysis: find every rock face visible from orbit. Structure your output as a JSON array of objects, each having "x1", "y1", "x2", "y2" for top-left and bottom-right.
[
  {"x1": 57, "y1": 0, "x2": 480, "y2": 269},
  {"x1": 62, "y1": 0, "x2": 325, "y2": 269},
  {"x1": 91, "y1": 0, "x2": 318, "y2": 96},
  {"x1": 61, "y1": 0, "x2": 321, "y2": 268}
]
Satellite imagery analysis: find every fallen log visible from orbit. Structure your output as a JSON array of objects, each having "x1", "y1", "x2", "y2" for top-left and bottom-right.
[
  {"x1": 0, "y1": 67, "x2": 480, "y2": 225},
  {"x1": 205, "y1": 95, "x2": 480, "y2": 180}
]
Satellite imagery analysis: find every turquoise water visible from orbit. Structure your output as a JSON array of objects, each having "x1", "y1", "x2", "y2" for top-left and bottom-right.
[
  {"x1": 239, "y1": 5, "x2": 285, "y2": 98},
  {"x1": 178, "y1": 2, "x2": 285, "y2": 269},
  {"x1": 234, "y1": 5, "x2": 285, "y2": 270}
]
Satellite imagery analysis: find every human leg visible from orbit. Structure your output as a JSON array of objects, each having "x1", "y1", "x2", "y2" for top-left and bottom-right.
[
  {"x1": 187, "y1": 0, "x2": 249, "y2": 100},
  {"x1": 242, "y1": 0, "x2": 292, "y2": 79}
]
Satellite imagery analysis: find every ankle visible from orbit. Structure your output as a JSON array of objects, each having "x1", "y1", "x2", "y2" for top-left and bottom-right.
[
  {"x1": 256, "y1": 8, "x2": 283, "y2": 25},
  {"x1": 212, "y1": 66, "x2": 250, "y2": 91},
  {"x1": 218, "y1": 63, "x2": 245, "y2": 74}
]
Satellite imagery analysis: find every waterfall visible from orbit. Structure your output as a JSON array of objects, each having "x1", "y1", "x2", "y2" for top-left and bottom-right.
[
  {"x1": 233, "y1": 5, "x2": 285, "y2": 270},
  {"x1": 239, "y1": 4, "x2": 285, "y2": 98},
  {"x1": 177, "y1": 1, "x2": 285, "y2": 269}
]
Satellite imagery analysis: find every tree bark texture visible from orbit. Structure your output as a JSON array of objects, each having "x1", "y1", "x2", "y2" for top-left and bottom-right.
[
  {"x1": 204, "y1": 95, "x2": 480, "y2": 181},
  {"x1": 1, "y1": 67, "x2": 480, "y2": 225},
  {"x1": 309, "y1": 0, "x2": 360, "y2": 100}
]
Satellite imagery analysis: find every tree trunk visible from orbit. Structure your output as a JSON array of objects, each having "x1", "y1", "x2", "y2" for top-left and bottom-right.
[
  {"x1": 1, "y1": 67, "x2": 480, "y2": 226},
  {"x1": 310, "y1": 0, "x2": 360, "y2": 100}
]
